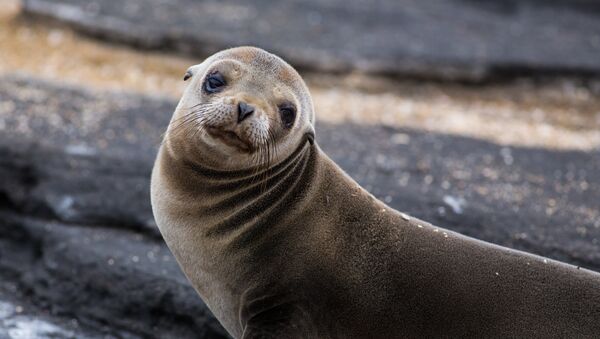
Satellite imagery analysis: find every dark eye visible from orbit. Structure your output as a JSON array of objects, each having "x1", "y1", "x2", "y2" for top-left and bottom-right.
[
  {"x1": 279, "y1": 104, "x2": 296, "y2": 128},
  {"x1": 204, "y1": 71, "x2": 226, "y2": 93}
]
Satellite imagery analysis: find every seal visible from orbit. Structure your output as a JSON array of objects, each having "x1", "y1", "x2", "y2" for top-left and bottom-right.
[{"x1": 151, "y1": 46, "x2": 600, "y2": 338}]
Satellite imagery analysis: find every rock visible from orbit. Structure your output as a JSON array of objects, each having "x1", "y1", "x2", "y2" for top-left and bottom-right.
[
  {"x1": 1, "y1": 74, "x2": 599, "y2": 336},
  {"x1": 0, "y1": 293, "x2": 118, "y2": 339},
  {"x1": 0, "y1": 76, "x2": 170, "y2": 236},
  {"x1": 0, "y1": 212, "x2": 230, "y2": 339},
  {"x1": 22, "y1": 0, "x2": 600, "y2": 80}
]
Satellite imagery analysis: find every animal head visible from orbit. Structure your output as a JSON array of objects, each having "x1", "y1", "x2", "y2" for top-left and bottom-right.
[{"x1": 167, "y1": 46, "x2": 315, "y2": 171}]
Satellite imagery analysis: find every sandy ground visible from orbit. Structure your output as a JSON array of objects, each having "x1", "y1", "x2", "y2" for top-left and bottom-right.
[{"x1": 1, "y1": 0, "x2": 600, "y2": 151}]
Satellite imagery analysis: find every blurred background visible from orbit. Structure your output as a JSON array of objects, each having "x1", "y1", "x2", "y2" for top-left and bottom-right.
[{"x1": 0, "y1": 0, "x2": 599, "y2": 337}]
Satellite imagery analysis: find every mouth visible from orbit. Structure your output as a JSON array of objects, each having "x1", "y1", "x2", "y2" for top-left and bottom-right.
[{"x1": 206, "y1": 127, "x2": 252, "y2": 152}]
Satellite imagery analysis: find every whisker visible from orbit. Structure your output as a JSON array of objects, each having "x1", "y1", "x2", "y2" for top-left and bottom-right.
[
  {"x1": 160, "y1": 113, "x2": 200, "y2": 145},
  {"x1": 180, "y1": 102, "x2": 205, "y2": 111},
  {"x1": 166, "y1": 102, "x2": 219, "y2": 141}
]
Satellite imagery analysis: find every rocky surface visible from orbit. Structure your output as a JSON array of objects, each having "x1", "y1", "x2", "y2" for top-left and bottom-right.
[
  {"x1": 0, "y1": 289, "x2": 110, "y2": 339},
  {"x1": 1, "y1": 75, "x2": 599, "y2": 337},
  {"x1": 24, "y1": 0, "x2": 600, "y2": 80},
  {"x1": 21, "y1": 0, "x2": 600, "y2": 81},
  {"x1": 0, "y1": 211, "x2": 229, "y2": 339}
]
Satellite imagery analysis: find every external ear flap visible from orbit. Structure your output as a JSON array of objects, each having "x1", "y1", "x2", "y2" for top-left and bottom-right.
[
  {"x1": 306, "y1": 125, "x2": 315, "y2": 145},
  {"x1": 183, "y1": 70, "x2": 193, "y2": 81}
]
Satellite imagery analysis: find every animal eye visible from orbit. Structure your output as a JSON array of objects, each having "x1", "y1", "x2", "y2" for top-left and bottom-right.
[
  {"x1": 183, "y1": 70, "x2": 192, "y2": 81},
  {"x1": 204, "y1": 71, "x2": 226, "y2": 93},
  {"x1": 279, "y1": 104, "x2": 296, "y2": 128}
]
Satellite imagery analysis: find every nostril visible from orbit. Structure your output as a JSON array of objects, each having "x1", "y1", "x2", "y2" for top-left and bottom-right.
[{"x1": 237, "y1": 101, "x2": 255, "y2": 123}]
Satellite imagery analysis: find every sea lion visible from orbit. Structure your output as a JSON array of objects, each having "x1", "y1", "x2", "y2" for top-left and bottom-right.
[{"x1": 151, "y1": 46, "x2": 600, "y2": 338}]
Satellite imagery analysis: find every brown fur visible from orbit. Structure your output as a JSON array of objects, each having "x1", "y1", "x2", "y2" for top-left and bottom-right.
[{"x1": 151, "y1": 47, "x2": 600, "y2": 338}]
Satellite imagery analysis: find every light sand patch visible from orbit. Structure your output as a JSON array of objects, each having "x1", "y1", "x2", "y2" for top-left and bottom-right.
[
  {"x1": 0, "y1": 0, "x2": 192, "y2": 97},
  {"x1": 309, "y1": 75, "x2": 600, "y2": 150}
]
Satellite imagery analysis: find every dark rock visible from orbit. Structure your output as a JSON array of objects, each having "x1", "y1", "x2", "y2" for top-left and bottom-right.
[
  {"x1": 0, "y1": 141, "x2": 158, "y2": 236},
  {"x1": 22, "y1": 0, "x2": 600, "y2": 80},
  {"x1": 0, "y1": 291, "x2": 116, "y2": 339},
  {"x1": 0, "y1": 252, "x2": 147, "y2": 339},
  {"x1": 0, "y1": 75, "x2": 599, "y2": 336},
  {"x1": 0, "y1": 212, "x2": 230, "y2": 339},
  {"x1": 0, "y1": 77, "x2": 170, "y2": 236}
]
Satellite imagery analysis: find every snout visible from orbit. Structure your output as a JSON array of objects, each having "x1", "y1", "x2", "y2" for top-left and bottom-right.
[
  {"x1": 233, "y1": 94, "x2": 269, "y2": 125},
  {"x1": 237, "y1": 101, "x2": 255, "y2": 123},
  {"x1": 199, "y1": 96, "x2": 271, "y2": 153}
]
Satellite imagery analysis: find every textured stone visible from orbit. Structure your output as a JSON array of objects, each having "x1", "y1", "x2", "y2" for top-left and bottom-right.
[{"x1": 22, "y1": 0, "x2": 600, "y2": 80}]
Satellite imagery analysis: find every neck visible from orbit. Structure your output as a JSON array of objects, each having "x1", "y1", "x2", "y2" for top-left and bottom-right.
[{"x1": 173, "y1": 141, "x2": 318, "y2": 245}]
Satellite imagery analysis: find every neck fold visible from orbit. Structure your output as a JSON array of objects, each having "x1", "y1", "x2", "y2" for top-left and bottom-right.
[{"x1": 182, "y1": 142, "x2": 318, "y2": 248}]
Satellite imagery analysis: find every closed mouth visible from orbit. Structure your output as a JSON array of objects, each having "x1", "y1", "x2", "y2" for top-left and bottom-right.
[{"x1": 207, "y1": 127, "x2": 252, "y2": 152}]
